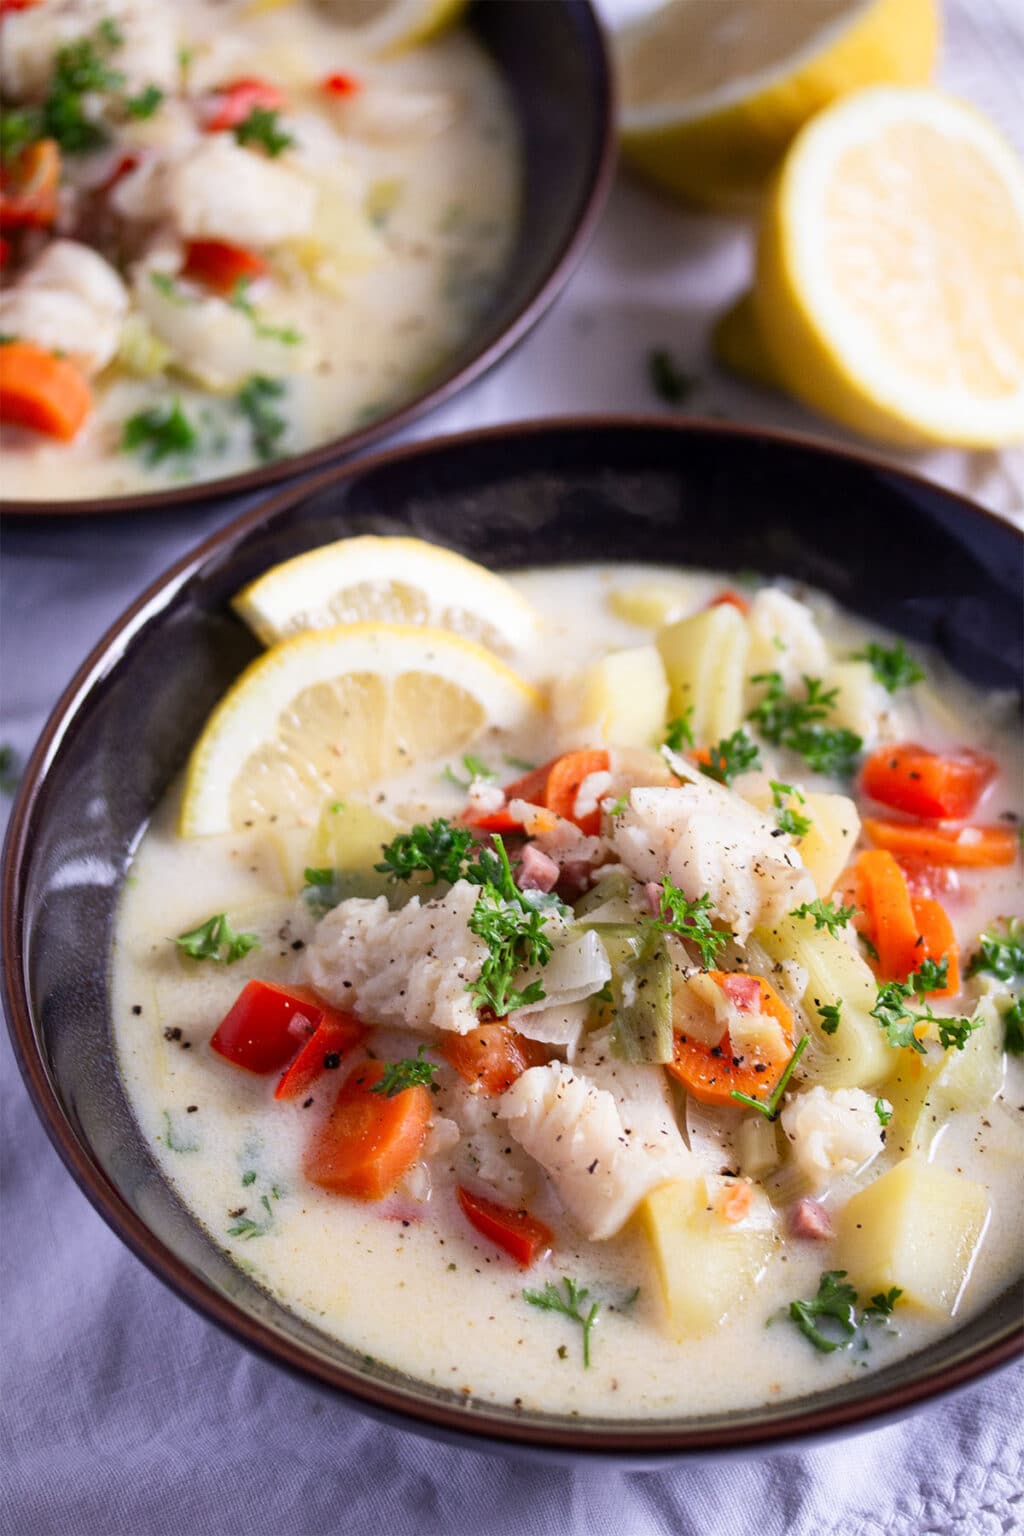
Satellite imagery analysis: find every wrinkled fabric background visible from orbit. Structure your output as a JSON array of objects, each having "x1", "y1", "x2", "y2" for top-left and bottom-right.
[{"x1": 2, "y1": 1, "x2": 1022, "y2": 1531}]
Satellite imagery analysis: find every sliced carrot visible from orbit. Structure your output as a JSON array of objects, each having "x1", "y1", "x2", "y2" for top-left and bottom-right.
[
  {"x1": 441, "y1": 1022, "x2": 547, "y2": 1096},
  {"x1": 543, "y1": 750, "x2": 610, "y2": 835},
  {"x1": 0, "y1": 139, "x2": 60, "y2": 229},
  {"x1": 910, "y1": 896, "x2": 960, "y2": 997},
  {"x1": 456, "y1": 1186, "x2": 553, "y2": 1267},
  {"x1": 861, "y1": 743, "x2": 996, "y2": 821},
  {"x1": 708, "y1": 589, "x2": 750, "y2": 615},
  {"x1": 303, "y1": 1058, "x2": 431, "y2": 1200},
  {"x1": 666, "y1": 971, "x2": 794, "y2": 1108},
  {"x1": 862, "y1": 818, "x2": 1017, "y2": 868},
  {"x1": 274, "y1": 1006, "x2": 366, "y2": 1101},
  {"x1": 183, "y1": 239, "x2": 268, "y2": 294},
  {"x1": 500, "y1": 761, "x2": 554, "y2": 805},
  {"x1": 854, "y1": 849, "x2": 923, "y2": 981},
  {"x1": 717, "y1": 1181, "x2": 754, "y2": 1223},
  {"x1": 0, "y1": 341, "x2": 92, "y2": 440}
]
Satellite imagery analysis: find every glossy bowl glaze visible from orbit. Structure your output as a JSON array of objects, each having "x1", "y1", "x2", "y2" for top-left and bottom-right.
[
  {"x1": 2, "y1": 0, "x2": 613, "y2": 518},
  {"x1": 4, "y1": 419, "x2": 1022, "y2": 1458}
]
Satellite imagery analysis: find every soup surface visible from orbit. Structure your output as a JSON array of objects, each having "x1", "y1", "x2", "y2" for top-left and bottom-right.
[
  {"x1": 0, "y1": 0, "x2": 519, "y2": 499},
  {"x1": 112, "y1": 559, "x2": 1023, "y2": 1419}
]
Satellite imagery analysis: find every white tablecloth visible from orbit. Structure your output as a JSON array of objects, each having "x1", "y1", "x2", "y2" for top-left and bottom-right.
[{"x1": 2, "y1": 2, "x2": 1022, "y2": 1531}]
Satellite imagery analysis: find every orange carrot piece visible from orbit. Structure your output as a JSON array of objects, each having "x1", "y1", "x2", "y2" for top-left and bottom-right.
[
  {"x1": 910, "y1": 896, "x2": 960, "y2": 997},
  {"x1": 666, "y1": 971, "x2": 794, "y2": 1108},
  {"x1": 708, "y1": 589, "x2": 750, "y2": 615},
  {"x1": 441, "y1": 1022, "x2": 547, "y2": 1096},
  {"x1": 0, "y1": 341, "x2": 92, "y2": 439},
  {"x1": 862, "y1": 818, "x2": 1017, "y2": 869},
  {"x1": 854, "y1": 849, "x2": 922, "y2": 981},
  {"x1": 303, "y1": 1059, "x2": 430, "y2": 1200},
  {"x1": 0, "y1": 139, "x2": 60, "y2": 229},
  {"x1": 717, "y1": 1181, "x2": 754, "y2": 1223},
  {"x1": 543, "y1": 750, "x2": 610, "y2": 834}
]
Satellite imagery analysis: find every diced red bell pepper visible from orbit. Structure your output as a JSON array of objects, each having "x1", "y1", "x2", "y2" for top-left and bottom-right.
[
  {"x1": 183, "y1": 239, "x2": 268, "y2": 294},
  {"x1": 210, "y1": 980, "x2": 321, "y2": 1073},
  {"x1": 203, "y1": 78, "x2": 286, "y2": 132},
  {"x1": 456, "y1": 1186, "x2": 553, "y2": 1267},
  {"x1": 274, "y1": 1007, "x2": 366, "y2": 1100},
  {"x1": 322, "y1": 72, "x2": 362, "y2": 96},
  {"x1": 861, "y1": 743, "x2": 996, "y2": 821}
]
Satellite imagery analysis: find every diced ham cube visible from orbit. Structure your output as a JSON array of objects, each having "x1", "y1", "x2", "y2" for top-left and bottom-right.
[
  {"x1": 517, "y1": 842, "x2": 560, "y2": 893},
  {"x1": 787, "y1": 1197, "x2": 833, "y2": 1241}
]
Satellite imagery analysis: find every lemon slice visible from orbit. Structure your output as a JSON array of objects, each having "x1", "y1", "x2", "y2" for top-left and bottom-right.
[
  {"x1": 245, "y1": 0, "x2": 467, "y2": 53},
  {"x1": 617, "y1": 0, "x2": 938, "y2": 209},
  {"x1": 180, "y1": 623, "x2": 542, "y2": 836},
  {"x1": 232, "y1": 536, "x2": 539, "y2": 659},
  {"x1": 754, "y1": 87, "x2": 1024, "y2": 447}
]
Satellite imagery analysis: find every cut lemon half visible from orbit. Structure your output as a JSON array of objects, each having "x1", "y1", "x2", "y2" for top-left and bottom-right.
[
  {"x1": 754, "y1": 87, "x2": 1024, "y2": 447},
  {"x1": 232, "y1": 535, "x2": 539, "y2": 660},
  {"x1": 244, "y1": 0, "x2": 467, "y2": 53},
  {"x1": 617, "y1": 0, "x2": 938, "y2": 209},
  {"x1": 180, "y1": 623, "x2": 542, "y2": 836}
]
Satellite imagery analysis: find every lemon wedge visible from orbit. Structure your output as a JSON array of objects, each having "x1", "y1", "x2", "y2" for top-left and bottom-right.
[
  {"x1": 244, "y1": 0, "x2": 467, "y2": 53},
  {"x1": 617, "y1": 0, "x2": 938, "y2": 209},
  {"x1": 754, "y1": 87, "x2": 1024, "y2": 447},
  {"x1": 232, "y1": 536, "x2": 540, "y2": 660},
  {"x1": 180, "y1": 623, "x2": 543, "y2": 836}
]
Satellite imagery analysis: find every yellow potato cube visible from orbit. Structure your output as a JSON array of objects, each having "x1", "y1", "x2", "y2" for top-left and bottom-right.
[
  {"x1": 837, "y1": 1157, "x2": 990, "y2": 1316},
  {"x1": 607, "y1": 579, "x2": 692, "y2": 629},
  {"x1": 553, "y1": 644, "x2": 668, "y2": 750},
  {"x1": 640, "y1": 1177, "x2": 774, "y2": 1339},
  {"x1": 656, "y1": 604, "x2": 748, "y2": 744}
]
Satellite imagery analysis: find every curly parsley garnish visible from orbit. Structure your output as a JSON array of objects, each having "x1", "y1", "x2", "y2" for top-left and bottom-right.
[
  {"x1": 237, "y1": 375, "x2": 288, "y2": 460},
  {"x1": 789, "y1": 1271, "x2": 903, "y2": 1353},
  {"x1": 771, "y1": 779, "x2": 812, "y2": 838},
  {"x1": 376, "y1": 818, "x2": 477, "y2": 886},
  {"x1": 442, "y1": 753, "x2": 496, "y2": 791},
  {"x1": 467, "y1": 873, "x2": 553, "y2": 1017},
  {"x1": 175, "y1": 912, "x2": 260, "y2": 965},
  {"x1": 967, "y1": 917, "x2": 1024, "y2": 985},
  {"x1": 748, "y1": 671, "x2": 862, "y2": 776},
  {"x1": 698, "y1": 728, "x2": 761, "y2": 786},
  {"x1": 523, "y1": 1277, "x2": 600, "y2": 1367},
  {"x1": 853, "y1": 640, "x2": 924, "y2": 694},
  {"x1": 871, "y1": 975, "x2": 980, "y2": 1054},
  {"x1": 1003, "y1": 997, "x2": 1024, "y2": 1055},
  {"x1": 124, "y1": 83, "x2": 164, "y2": 119},
  {"x1": 644, "y1": 879, "x2": 729, "y2": 969},
  {"x1": 662, "y1": 712, "x2": 694, "y2": 753},
  {"x1": 791, "y1": 897, "x2": 856, "y2": 936},
  {"x1": 122, "y1": 399, "x2": 198, "y2": 464},
  {"x1": 730, "y1": 1034, "x2": 809, "y2": 1119},
  {"x1": 371, "y1": 1045, "x2": 438, "y2": 1098},
  {"x1": 233, "y1": 105, "x2": 293, "y2": 157},
  {"x1": 817, "y1": 1000, "x2": 842, "y2": 1036}
]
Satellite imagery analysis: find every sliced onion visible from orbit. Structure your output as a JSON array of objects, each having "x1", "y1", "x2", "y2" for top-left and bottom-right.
[{"x1": 511, "y1": 929, "x2": 611, "y2": 1017}]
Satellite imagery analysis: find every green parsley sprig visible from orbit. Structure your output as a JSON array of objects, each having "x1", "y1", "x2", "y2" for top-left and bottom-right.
[
  {"x1": 644, "y1": 879, "x2": 729, "y2": 969},
  {"x1": 698, "y1": 728, "x2": 761, "y2": 786},
  {"x1": 967, "y1": 917, "x2": 1024, "y2": 984},
  {"x1": 791, "y1": 897, "x2": 856, "y2": 936},
  {"x1": 523, "y1": 1277, "x2": 600, "y2": 1367},
  {"x1": 817, "y1": 1001, "x2": 842, "y2": 1036},
  {"x1": 442, "y1": 754, "x2": 496, "y2": 791},
  {"x1": 229, "y1": 279, "x2": 303, "y2": 345},
  {"x1": 371, "y1": 1045, "x2": 439, "y2": 1098},
  {"x1": 175, "y1": 912, "x2": 260, "y2": 965},
  {"x1": 788, "y1": 1271, "x2": 903, "y2": 1354},
  {"x1": 662, "y1": 712, "x2": 694, "y2": 753},
  {"x1": 870, "y1": 974, "x2": 980, "y2": 1054},
  {"x1": 122, "y1": 399, "x2": 198, "y2": 464},
  {"x1": 771, "y1": 779, "x2": 812, "y2": 838},
  {"x1": 747, "y1": 671, "x2": 862, "y2": 777},
  {"x1": 233, "y1": 106, "x2": 293, "y2": 157},
  {"x1": 853, "y1": 640, "x2": 924, "y2": 694},
  {"x1": 237, "y1": 375, "x2": 288, "y2": 460},
  {"x1": 467, "y1": 883, "x2": 552, "y2": 1016},
  {"x1": 730, "y1": 1034, "x2": 809, "y2": 1119}
]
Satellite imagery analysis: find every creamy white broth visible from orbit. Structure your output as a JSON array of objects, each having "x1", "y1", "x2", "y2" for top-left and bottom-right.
[
  {"x1": 1, "y1": 2, "x2": 519, "y2": 500},
  {"x1": 111, "y1": 564, "x2": 1024, "y2": 1418}
]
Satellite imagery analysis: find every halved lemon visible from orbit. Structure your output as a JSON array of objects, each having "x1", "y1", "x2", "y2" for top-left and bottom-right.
[
  {"x1": 754, "y1": 87, "x2": 1024, "y2": 447},
  {"x1": 245, "y1": 0, "x2": 467, "y2": 53},
  {"x1": 232, "y1": 535, "x2": 539, "y2": 659},
  {"x1": 617, "y1": 0, "x2": 938, "y2": 209},
  {"x1": 179, "y1": 623, "x2": 542, "y2": 836}
]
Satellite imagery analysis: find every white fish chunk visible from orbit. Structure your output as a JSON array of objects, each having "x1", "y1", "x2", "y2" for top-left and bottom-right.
[
  {"x1": 1, "y1": 0, "x2": 178, "y2": 100},
  {"x1": 113, "y1": 140, "x2": 316, "y2": 247}
]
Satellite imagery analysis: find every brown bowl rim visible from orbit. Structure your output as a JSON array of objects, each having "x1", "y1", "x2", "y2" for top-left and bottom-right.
[
  {"x1": 3, "y1": 414, "x2": 1022, "y2": 1455},
  {"x1": 0, "y1": 0, "x2": 616, "y2": 521}
]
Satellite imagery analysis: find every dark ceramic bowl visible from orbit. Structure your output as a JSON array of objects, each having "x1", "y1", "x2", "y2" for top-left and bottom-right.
[
  {"x1": 2, "y1": 0, "x2": 613, "y2": 519},
  {"x1": 4, "y1": 419, "x2": 1022, "y2": 1458}
]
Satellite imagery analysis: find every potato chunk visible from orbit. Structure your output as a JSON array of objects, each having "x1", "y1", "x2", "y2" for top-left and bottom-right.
[
  {"x1": 553, "y1": 644, "x2": 668, "y2": 750},
  {"x1": 640, "y1": 1177, "x2": 774, "y2": 1338},
  {"x1": 656, "y1": 604, "x2": 748, "y2": 744},
  {"x1": 837, "y1": 1158, "x2": 990, "y2": 1316}
]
